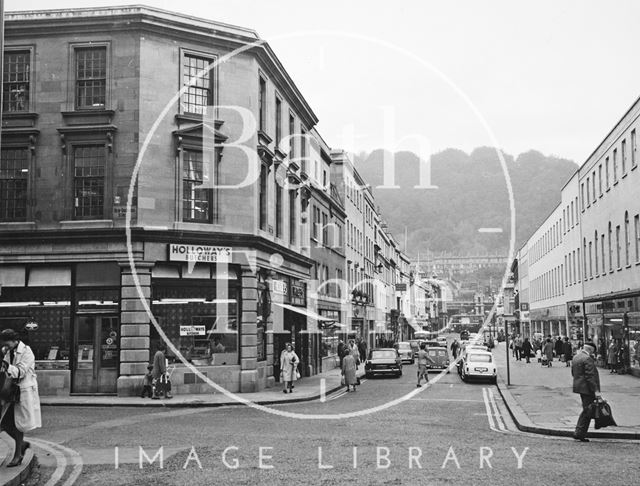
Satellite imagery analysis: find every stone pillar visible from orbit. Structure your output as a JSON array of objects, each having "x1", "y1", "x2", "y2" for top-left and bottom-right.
[
  {"x1": 117, "y1": 263, "x2": 152, "y2": 396},
  {"x1": 265, "y1": 310, "x2": 275, "y2": 388},
  {"x1": 240, "y1": 268, "x2": 259, "y2": 392}
]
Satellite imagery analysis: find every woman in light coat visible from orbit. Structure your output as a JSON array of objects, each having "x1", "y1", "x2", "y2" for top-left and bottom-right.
[
  {"x1": 342, "y1": 352, "x2": 358, "y2": 392},
  {"x1": 280, "y1": 344, "x2": 299, "y2": 393},
  {"x1": 0, "y1": 329, "x2": 41, "y2": 467}
]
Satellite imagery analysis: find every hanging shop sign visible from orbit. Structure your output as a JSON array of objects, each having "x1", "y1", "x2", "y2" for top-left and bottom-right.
[
  {"x1": 179, "y1": 325, "x2": 206, "y2": 336},
  {"x1": 270, "y1": 279, "x2": 288, "y2": 296},
  {"x1": 168, "y1": 244, "x2": 231, "y2": 263}
]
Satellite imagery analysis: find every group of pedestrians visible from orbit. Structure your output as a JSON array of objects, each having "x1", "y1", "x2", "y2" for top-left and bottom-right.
[
  {"x1": 339, "y1": 338, "x2": 366, "y2": 392},
  {"x1": 511, "y1": 334, "x2": 575, "y2": 366}
]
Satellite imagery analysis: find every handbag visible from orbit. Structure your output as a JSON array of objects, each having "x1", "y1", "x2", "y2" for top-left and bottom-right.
[
  {"x1": 0, "y1": 371, "x2": 20, "y2": 403},
  {"x1": 341, "y1": 375, "x2": 345, "y2": 386},
  {"x1": 295, "y1": 369, "x2": 301, "y2": 380}
]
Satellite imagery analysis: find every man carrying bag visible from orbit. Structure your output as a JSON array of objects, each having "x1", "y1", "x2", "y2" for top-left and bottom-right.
[{"x1": 571, "y1": 341, "x2": 600, "y2": 442}]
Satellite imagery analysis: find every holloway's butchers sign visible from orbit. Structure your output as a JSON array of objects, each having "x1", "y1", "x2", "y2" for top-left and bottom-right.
[
  {"x1": 179, "y1": 325, "x2": 206, "y2": 336},
  {"x1": 169, "y1": 244, "x2": 231, "y2": 263}
]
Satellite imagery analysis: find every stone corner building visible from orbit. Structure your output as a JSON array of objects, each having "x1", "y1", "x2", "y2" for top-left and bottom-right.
[{"x1": 0, "y1": 6, "x2": 325, "y2": 395}]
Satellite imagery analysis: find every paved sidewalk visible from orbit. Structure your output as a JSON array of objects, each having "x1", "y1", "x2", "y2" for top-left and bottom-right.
[
  {"x1": 41, "y1": 366, "x2": 363, "y2": 408},
  {"x1": 492, "y1": 341, "x2": 640, "y2": 439}
]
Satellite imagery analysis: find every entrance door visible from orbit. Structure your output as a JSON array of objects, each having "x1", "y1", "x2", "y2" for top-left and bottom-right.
[{"x1": 72, "y1": 315, "x2": 119, "y2": 394}]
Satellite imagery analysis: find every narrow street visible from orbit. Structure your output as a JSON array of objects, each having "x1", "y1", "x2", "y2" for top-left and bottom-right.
[{"x1": 25, "y1": 355, "x2": 640, "y2": 486}]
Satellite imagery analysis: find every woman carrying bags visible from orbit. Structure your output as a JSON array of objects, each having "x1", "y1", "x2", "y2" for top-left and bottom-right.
[{"x1": 0, "y1": 328, "x2": 41, "y2": 467}]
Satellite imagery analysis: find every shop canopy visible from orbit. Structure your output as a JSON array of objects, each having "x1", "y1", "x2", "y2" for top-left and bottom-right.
[{"x1": 273, "y1": 302, "x2": 341, "y2": 329}]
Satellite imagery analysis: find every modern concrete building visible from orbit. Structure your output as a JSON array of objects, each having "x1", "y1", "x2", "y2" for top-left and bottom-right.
[{"x1": 510, "y1": 96, "x2": 640, "y2": 376}]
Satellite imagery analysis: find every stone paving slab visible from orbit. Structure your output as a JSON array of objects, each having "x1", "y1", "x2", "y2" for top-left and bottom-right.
[{"x1": 492, "y1": 341, "x2": 640, "y2": 439}]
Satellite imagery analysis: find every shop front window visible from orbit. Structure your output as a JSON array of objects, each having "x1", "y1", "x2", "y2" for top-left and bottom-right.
[
  {"x1": 151, "y1": 281, "x2": 239, "y2": 366},
  {"x1": 629, "y1": 314, "x2": 640, "y2": 371},
  {"x1": 0, "y1": 286, "x2": 72, "y2": 367}
]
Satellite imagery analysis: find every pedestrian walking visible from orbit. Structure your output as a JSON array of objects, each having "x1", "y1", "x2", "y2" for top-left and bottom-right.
[
  {"x1": 151, "y1": 343, "x2": 173, "y2": 399},
  {"x1": 607, "y1": 341, "x2": 618, "y2": 373},
  {"x1": 348, "y1": 340, "x2": 360, "y2": 367},
  {"x1": 342, "y1": 352, "x2": 358, "y2": 392},
  {"x1": 450, "y1": 339, "x2": 460, "y2": 360},
  {"x1": 563, "y1": 337, "x2": 573, "y2": 367},
  {"x1": 0, "y1": 329, "x2": 41, "y2": 467},
  {"x1": 416, "y1": 342, "x2": 435, "y2": 387},
  {"x1": 140, "y1": 364, "x2": 154, "y2": 398},
  {"x1": 280, "y1": 343, "x2": 299, "y2": 393},
  {"x1": 543, "y1": 338, "x2": 554, "y2": 367},
  {"x1": 514, "y1": 335, "x2": 523, "y2": 361},
  {"x1": 357, "y1": 338, "x2": 367, "y2": 364},
  {"x1": 571, "y1": 341, "x2": 600, "y2": 442},
  {"x1": 554, "y1": 336, "x2": 563, "y2": 359},
  {"x1": 337, "y1": 340, "x2": 345, "y2": 367},
  {"x1": 522, "y1": 337, "x2": 533, "y2": 363}
]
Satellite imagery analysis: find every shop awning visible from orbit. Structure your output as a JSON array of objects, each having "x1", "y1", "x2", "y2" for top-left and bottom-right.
[{"x1": 273, "y1": 302, "x2": 337, "y2": 325}]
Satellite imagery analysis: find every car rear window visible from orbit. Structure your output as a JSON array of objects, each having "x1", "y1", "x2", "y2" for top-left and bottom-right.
[
  {"x1": 371, "y1": 350, "x2": 396, "y2": 359},
  {"x1": 469, "y1": 354, "x2": 492, "y2": 362}
]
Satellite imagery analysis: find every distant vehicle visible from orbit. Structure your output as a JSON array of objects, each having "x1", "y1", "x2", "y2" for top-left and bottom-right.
[
  {"x1": 364, "y1": 348, "x2": 403, "y2": 378},
  {"x1": 460, "y1": 329, "x2": 470, "y2": 341},
  {"x1": 397, "y1": 341, "x2": 414, "y2": 364},
  {"x1": 409, "y1": 340, "x2": 420, "y2": 358},
  {"x1": 437, "y1": 337, "x2": 448, "y2": 347},
  {"x1": 424, "y1": 340, "x2": 444, "y2": 348},
  {"x1": 426, "y1": 347, "x2": 450, "y2": 373},
  {"x1": 459, "y1": 351, "x2": 497, "y2": 384}
]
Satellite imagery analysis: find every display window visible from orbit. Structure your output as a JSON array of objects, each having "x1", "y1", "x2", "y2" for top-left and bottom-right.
[{"x1": 151, "y1": 272, "x2": 240, "y2": 366}]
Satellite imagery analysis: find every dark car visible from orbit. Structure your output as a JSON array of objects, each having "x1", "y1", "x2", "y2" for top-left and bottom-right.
[
  {"x1": 364, "y1": 348, "x2": 402, "y2": 378},
  {"x1": 426, "y1": 347, "x2": 450, "y2": 373}
]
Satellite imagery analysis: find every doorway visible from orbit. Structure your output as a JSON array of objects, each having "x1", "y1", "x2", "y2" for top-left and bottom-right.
[{"x1": 72, "y1": 315, "x2": 119, "y2": 394}]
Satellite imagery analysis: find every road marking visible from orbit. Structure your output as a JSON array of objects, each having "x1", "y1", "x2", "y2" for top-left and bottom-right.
[
  {"x1": 409, "y1": 398, "x2": 484, "y2": 402},
  {"x1": 31, "y1": 439, "x2": 68, "y2": 486},
  {"x1": 478, "y1": 227, "x2": 503, "y2": 233},
  {"x1": 31, "y1": 438, "x2": 84, "y2": 486},
  {"x1": 482, "y1": 387, "x2": 497, "y2": 431},
  {"x1": 488, "y1": 388, "x2": 506, "y2": 431}
]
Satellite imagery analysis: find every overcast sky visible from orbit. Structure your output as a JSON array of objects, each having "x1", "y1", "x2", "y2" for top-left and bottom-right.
[{"x1": 7, "y1": 0, "x2": 640, "y2": 165}]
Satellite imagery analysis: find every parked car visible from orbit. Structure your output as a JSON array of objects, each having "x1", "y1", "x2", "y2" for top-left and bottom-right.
[
  {"x1": 364, "y1": 348, "x2": 403, "y2": 378},
  {"x1": 397, "y1": 342, "x2": 414, "y2": 364},
  {"x1": 426, "y1": 347, "x2": 450, "y2": 373},
  {"x1": 459, "y1": 350, "x2": 497, "y2": 384}
]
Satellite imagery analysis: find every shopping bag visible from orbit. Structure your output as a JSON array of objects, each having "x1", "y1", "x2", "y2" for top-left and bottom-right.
[
  {"x1": 341, "y1": 375, "x2": 345, "y2": 386},
  {"x1": 592, "y1": 398, "x2": 617, "y2": 429}
]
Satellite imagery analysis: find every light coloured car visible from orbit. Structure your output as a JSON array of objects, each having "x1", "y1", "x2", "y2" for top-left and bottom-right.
[
  {"x1": 459, "y1": 351, "x2": 497, "y2": 384},
  {"x1": 397, "y1": 342, "x2": 414, "y2": 364}
]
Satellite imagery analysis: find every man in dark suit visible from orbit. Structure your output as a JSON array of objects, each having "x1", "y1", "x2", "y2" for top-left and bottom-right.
[{"x1": 571, "y1": 341, "x2": 600, "y2": 441}]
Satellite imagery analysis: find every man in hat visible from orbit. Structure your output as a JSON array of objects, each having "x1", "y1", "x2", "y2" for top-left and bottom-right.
[{"x1": 571, "y1": 341, "x2": 600, "y2": 442}]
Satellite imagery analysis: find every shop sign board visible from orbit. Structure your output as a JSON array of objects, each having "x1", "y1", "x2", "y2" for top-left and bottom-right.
[
  {"x1": 395, "y1": 283, "x2": 407, "y2": 292},
  {"x1": 169, "y1": 244, "x2": 231, "y2": 263},
  {"x1": 179, "y1": 325, "x2": 206, "y2": 336},
  {"x1": 271, "y1": 279, "x2": 288, "y2": 295}
]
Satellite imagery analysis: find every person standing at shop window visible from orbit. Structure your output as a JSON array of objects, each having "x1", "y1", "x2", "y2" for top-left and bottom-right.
[
  {"x1": 607, "y1": 340, "x2": 619, "y2": 373},
  {"x1": 280, "y1": 344, "x2": 299, "y2": 393},
  {"x1": 152, "y1": 343, "x2": 173, "y2": 399},
  {"x1": 0, "y1": 329, "x2": 41, "y2": 467}
]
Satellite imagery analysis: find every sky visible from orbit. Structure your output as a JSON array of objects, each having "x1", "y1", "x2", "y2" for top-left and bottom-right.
[{"x1": 6, "y1": 0, "x2": 640, "y2": 166}]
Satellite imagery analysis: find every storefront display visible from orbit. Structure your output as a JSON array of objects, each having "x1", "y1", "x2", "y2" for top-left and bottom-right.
[{"x1": 151, "y1": 263, "x2": 240, "y2": 366}]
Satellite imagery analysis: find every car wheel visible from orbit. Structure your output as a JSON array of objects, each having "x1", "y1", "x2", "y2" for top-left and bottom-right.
[
  {"x1": 365, "y1": 372, "x2": 372, "y2": 379},
  {"x1": 461, "y1": 369, "x2": 467, "y2": 382},
  {"x1": 397, "y1": 370, "x2": 402, "y2": 378},
  {"x1": 490, "y1": 376, "x2": 497, "y2": 384}
]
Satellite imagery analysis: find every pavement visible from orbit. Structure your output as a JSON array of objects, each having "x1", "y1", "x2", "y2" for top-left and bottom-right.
[
  {"x1": 492, "y1": 340, "x2": 640, "y2": 439},
  {"x1": 40, "y1": 365, "x2": 362, "y2": 408},
  {"x1": 0, "y1": 434, "x2": 37, "y2": 486}
]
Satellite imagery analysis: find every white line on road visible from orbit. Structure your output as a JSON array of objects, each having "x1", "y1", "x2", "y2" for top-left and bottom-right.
[
  {"x1": 31, "y1": 438, "x2": 68, "y2": 486},
  {"x1": 488, "y1": 388, "x2": 506, "y2": 431},
  {"x1": 482, "y1": 387, "x2": 497, "y2": 431},
  {"x1": 409, "y1": 398, "x2": 484, "y2": 402}
]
